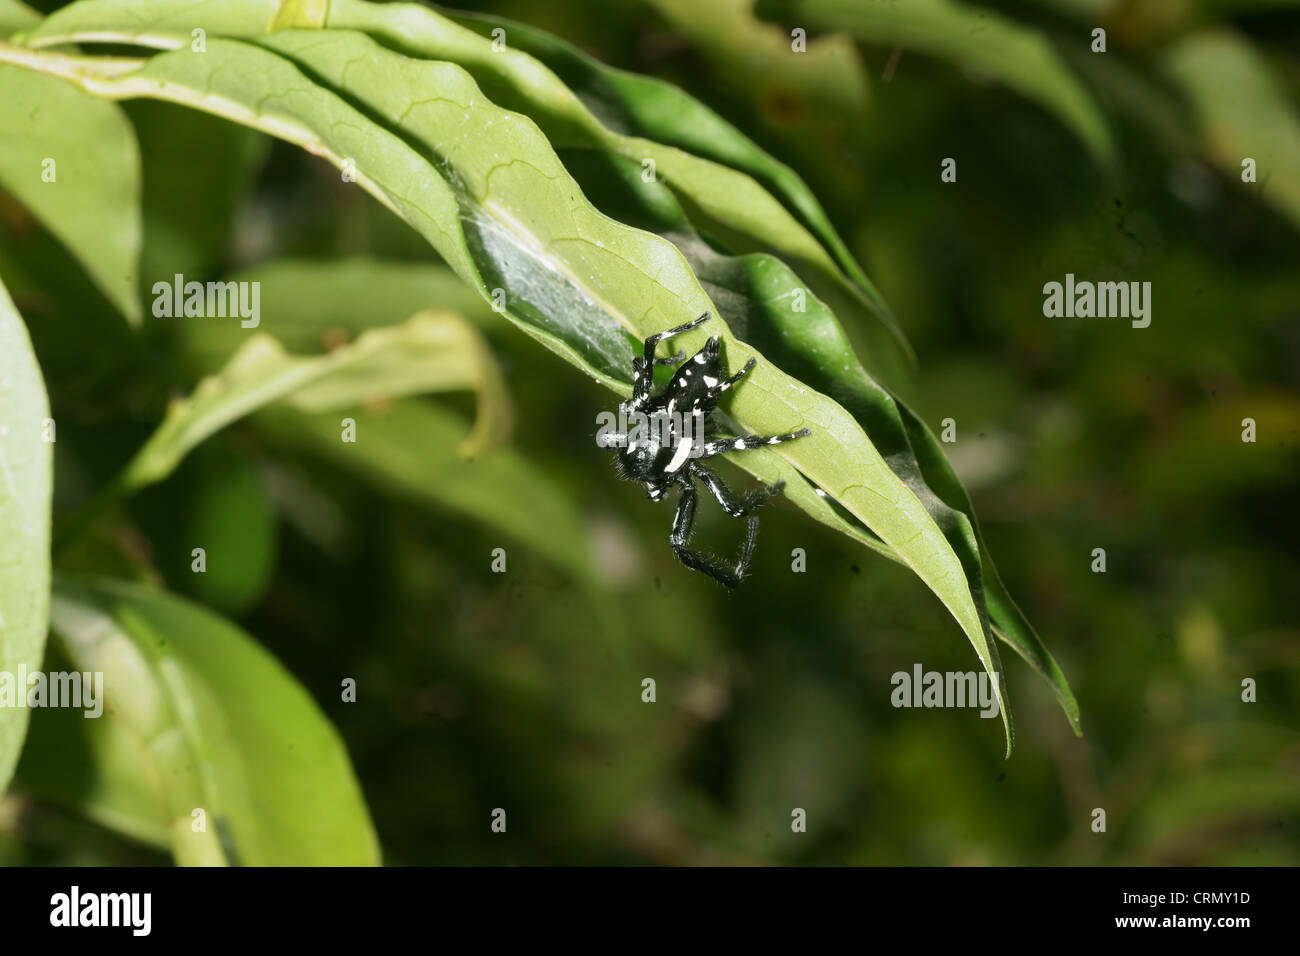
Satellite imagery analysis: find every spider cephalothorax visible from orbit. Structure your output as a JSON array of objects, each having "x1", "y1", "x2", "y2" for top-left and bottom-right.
[{"x1": 598, "y1": 312, "x2": 810, "y2": 588}]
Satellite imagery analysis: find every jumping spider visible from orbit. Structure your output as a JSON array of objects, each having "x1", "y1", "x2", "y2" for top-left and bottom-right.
[{"x1": 600, "y1": 312, "x2": 810, "y2": 588}]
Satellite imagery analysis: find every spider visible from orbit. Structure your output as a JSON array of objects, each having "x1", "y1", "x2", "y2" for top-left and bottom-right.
[{"x1": 599, "y1": 312, "x2": 811, "y2": 588}]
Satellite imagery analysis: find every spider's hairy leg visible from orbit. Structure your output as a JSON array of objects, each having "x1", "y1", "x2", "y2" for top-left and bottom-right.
[
  {"x1": 711, "y1": 356, "x2": 756, "y2": 396},
  {"x1": 669, "y1": 477, "x2": 752, "y2": 589},
  {"x1": 630, "y1": 356, "x2": 654, "y2": 404},
  {"x1": 695, "y1": 464, "x2": 786, "y2": 517},
  {"x1": 700, "y1": 428, "x2": 812, "y2": 459},
  {"x1": 644, "y1": 312, "x2": 710, "y2": 364},
  {"x1": 632, "y1": 312, "x2": 712, "y2": 402}
]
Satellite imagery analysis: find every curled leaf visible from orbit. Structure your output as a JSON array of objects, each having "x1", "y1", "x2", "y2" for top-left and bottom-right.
[
  {"x1": 0, "y1": 26, "x2": 1080, "y2": 752},
  {"x1": 26, "y1": 0, "x2": 912, "y2": 371},
  {"x1": 120, "y1": 309, "x2": 512, "y2": 496}
]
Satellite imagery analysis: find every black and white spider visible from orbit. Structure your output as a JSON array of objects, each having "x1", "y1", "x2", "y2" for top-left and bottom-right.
[{"x1": 598, "y1": 312, "x2": 810, "y2": 588}]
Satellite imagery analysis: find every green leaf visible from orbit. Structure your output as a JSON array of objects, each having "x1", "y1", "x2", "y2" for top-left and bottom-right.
[
  {"x1": 15, "y1": 637, "x2": 171, "y2": 849},
  {"x1": 1163, "y1": 29, "x2": 1300, "y2": 233},
  {"x1": 0, "y1": 274, "x2": 52, "y2": 794},
  {"x1": 442, "y1": 4, "x2": 894, "y2": 345},
  {"x1": 268, "y1": 0, "x2": 327, "y2": 31},
  {"x1": 0, "y1": 23, "x2": 141, "y2": 322},
  {"x1": 121, "y1": 308, "x2": 512, "y2": 495},
  {"x1": 332, "y1": 0, "x2": 910, "y2": 368},
  {"x1": 177, "y1": 261, "x2": 605, "y2": 589},
  {"x1": 0, "y1": 0, "x2": 40, "y2": 36},
  {"x1": 567, "y1": 148, "x2": 1065, "y2": 744},
  {"x1": 181, "y1": 256, "x2": 499, "y2": 368},
  {"x1": 24, "y1": 0, "x2": 912, "y2": 373},
  {"x1": 0, "y1": 33, "x2": 1016, "y2": 751},
  {"x1": 772, "y1": 0, "x2": 1115, "y2": 167},
  {"x1": 898, "y1": 407, "x2": 1081, "y2": 734},
  {"x1": 267, "y1": 28, "x2": 1015, "y2": 740},
  {"x1": 38, "y1": 576, "x2": 379, "y2": 865}
]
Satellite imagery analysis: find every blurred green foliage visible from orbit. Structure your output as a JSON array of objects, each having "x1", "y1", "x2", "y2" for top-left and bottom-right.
[{"x1": 1, "y1": 0, "x2": 1298, "y2": 865}]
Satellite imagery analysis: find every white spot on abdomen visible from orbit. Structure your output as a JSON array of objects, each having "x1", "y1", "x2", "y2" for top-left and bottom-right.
[{"x1": 666, "y1": 434, "x2": 694, "y2": 473}]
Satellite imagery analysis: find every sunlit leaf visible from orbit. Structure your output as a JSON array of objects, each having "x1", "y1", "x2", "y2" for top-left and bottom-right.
[
  {"x1": 1, "y1": 30, "x2": 1018, "y2": 751},
  {"x1": 24, "y1": 0, "x2": 912, "y2": 372},
  {"x1": 0, "y1": 0, "x2": 39, "y2": 36},
  {"x1": 0, "y1": 49, "x2": 141, "y2": 322},
  {"x1": 268, "y1": 0, "x2": 327, "y2": 30},
  {"x1": 16, "y1": 640, "x2": 173, "y2": 850},
  {"x1": 36, "y1": 576, "x2": 379, "y2": 865},
  {"x1": 0, "y1": 275, "x2": 52, "y2": 793},
  {"x1": 445, "y1": 3, "x2": 887, "y2": 332},
  {"x1": 117, "y1": 309, "x2": 512, "y2": 498},
  {"x1": 567, "y1": 149, "x2": 1063, "y2": 742}
]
